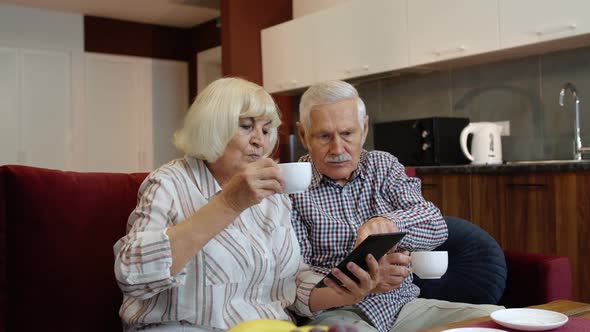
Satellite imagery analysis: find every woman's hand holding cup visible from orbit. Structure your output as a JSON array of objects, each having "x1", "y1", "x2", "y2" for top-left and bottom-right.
[{"x1": 219, "y1": 158, "x2": 282, "y2": 213}]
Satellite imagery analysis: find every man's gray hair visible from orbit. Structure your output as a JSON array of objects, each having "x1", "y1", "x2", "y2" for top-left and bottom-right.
[{"x1": 299, "y1": 80, "x2": 366, "y2": 132}]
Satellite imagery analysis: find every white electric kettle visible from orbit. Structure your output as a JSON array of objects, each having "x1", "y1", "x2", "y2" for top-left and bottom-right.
[{"x1": 460, "y1": 122, "x2": 503, "y2": 165}]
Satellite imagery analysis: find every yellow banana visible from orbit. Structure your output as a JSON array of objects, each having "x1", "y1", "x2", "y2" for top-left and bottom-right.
[
  {"x1": 228, "y1": 319, "x2": 297, "y2": 332},
  {"x1": 295, "y1": 325, "x2": 330, "y2": 332}
]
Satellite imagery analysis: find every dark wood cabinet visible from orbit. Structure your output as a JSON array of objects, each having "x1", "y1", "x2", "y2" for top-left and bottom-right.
[
  {"x1": 470, "y1": 174, "x2": 503, "y2": 242},
  {"x1": 419, "y1": 174, "x2": 471, "y2": 221},
  {"x1": 499, "y1": 173, "x2": 556, "y2": 253},
  {"x1": 416, "y1": 170, "x2": 590, "y2": 303}
]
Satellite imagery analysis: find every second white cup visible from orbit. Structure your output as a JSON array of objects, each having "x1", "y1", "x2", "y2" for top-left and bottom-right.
[
  {"x1": 411, "y1": 251, "x2": 448, "y2": 279},
  {"x1": 279, "y1": 162, "x2": 312, "y2": 194}
]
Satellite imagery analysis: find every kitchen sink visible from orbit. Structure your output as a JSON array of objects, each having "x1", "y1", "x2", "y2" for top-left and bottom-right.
[{"x1": 504, "y1": 159, "x2": 590, "y2": 165}]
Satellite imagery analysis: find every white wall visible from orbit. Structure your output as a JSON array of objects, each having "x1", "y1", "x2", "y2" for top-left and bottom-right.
[
  {"x1": 0, "y1": 3, "x2": 188, "y2": 172},
  {"x1": 0, "y1": 4, "x2": 83, "y2": 50},
  {"x1": 292, "y1": 0, "x2": 345, "y2": 18},
  {"x1": 0, "y1": 4, "x2": 84, "y2": 170},
  {"x1": 197, "y1": 46, "x2": 222, "y2": 94}
]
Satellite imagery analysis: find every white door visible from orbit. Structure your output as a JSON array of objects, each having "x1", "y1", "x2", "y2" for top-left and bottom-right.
[
  {"x1": 261, "y1": 14, "x2": 315, "y2": 93},
  {"x1": 197, "y1": 46, "x2": 221, "y2": 94},
  {"x1": 315, "y1": 0, "x2": 408, "y2": 81},
  {"x1": 85, "y1": 54, "x2": 145, "y2": 173},
  {"x1": 499, "y1": 0, "x2": 590, "y2": 48},
  {"x1": 151, "y1": 59, "x2": 188, "y2": 168},
  {"x1": 408, "y1": 0, "x2": 500, "y2": 66},
  {"x1": 0, "y1": 47, "x2": 19, "y2": 165},
  {"x1": 20, "y1": 49, "x2": 70, "y2": 170}
]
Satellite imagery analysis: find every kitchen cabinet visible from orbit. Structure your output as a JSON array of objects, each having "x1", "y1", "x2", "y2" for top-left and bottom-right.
[
  {"x1": 0, "y1": 46, "x2": 72, "y2": 170},
  {"x1": 416, "y1": 169, "x2": 590, "y2": 303},
  {"x1": 553, "y1": 172, "x2": 590, "y2": 305},
  {"x1": 499, "y1": 0, "x2": 590, "y2": 49},
  {"x1": 420, "y1": 172, "x2": 557, "y2": 252},
  {"x1": 261, "y1": 14, "x2": 315, "y2": 93},
  {"x1": 84, "y1": 53, "x2": 187, "y2": 173},
  {"x1": 499, "y1": 174, "x2": 556, "y2": 253},
  {"x1": 261, "y1": 0, "x2": 590, "y2": 92},
  {"x1": 314, "y1": 0, "x2": 407, "y2": 81},
  {"x1": 408, "y1": 0, "x2": 500, "y2": 66},
  {"x1": 419, "y1": 174, "x2": 471, "y2": 221},
  {"x1": 470, "y1": 174, "x2": 503, "y2": 242}
]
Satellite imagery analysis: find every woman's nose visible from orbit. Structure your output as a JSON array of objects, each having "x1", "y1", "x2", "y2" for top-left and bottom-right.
[{"x1": 250, "y1": 128, "x2": 264, "y2": 146}]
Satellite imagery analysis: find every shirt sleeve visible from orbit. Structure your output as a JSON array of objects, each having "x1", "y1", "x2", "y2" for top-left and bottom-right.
[
  {"x1": 113, "y1": 173, "x2": 187, "y2": 300},
  {"x1": 377, "y1": 156, "x2": 448, "y2": 251}
]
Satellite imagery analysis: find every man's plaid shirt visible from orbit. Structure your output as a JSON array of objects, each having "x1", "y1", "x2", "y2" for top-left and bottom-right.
[{"x1": 290, "y1": 150, "x2": 448, "y2": 332}]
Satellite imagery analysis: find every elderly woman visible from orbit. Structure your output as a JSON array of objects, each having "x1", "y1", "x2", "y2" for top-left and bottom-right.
[{"x1": 113, "y1": 77, "x2": 379, "y2": 332}]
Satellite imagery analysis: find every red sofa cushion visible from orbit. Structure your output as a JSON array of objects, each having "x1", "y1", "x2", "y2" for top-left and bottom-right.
[
  {"x1": 501, "y1": 251, "x2": 572, "y2": 308},
  {"x1": 0, "y1": 165, "x2": 147, "y2": 332}
]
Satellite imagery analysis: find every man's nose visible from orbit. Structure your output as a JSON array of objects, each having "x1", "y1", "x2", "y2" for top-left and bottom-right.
[{"x1": 329, "y1": 135, "x2": 345, "y2": 153}]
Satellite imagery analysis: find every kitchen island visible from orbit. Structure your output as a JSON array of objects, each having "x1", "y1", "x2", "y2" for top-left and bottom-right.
[
  {"x1": 415, "y1": 160, "x2": 590, "y2": 174},
  {"x1": 414, "y1": 160, "x2": 590, "y2": 304}
]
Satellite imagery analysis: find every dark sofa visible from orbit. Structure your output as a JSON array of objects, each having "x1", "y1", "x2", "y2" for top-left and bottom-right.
[{"x1": 0, "y1": 165, "x2": 573, "y2": 332}]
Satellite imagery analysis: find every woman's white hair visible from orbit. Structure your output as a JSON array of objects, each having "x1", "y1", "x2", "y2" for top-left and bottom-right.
[
  {"x1": 299, "y1": 80, "x2": 366, "y2": 132},
  {"x1": 174, "y1": 77, "x2": 281, "y2": 162}
]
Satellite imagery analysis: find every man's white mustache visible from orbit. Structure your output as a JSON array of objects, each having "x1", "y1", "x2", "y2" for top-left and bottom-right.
[{"x1": 325, "y1": 154, "x2": 352, "y2": 163}]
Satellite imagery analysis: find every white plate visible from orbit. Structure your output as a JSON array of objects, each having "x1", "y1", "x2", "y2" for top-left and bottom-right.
[
  {"x1": 442, "y1": 328, "x2": 508, "y2": 332},
  {"x1": 490, "y1": 308, "x2": 568, "y2": 331}
]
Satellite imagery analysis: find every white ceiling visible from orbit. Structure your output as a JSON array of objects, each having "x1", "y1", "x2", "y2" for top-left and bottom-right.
[{"x1": 0, "y1": 0, "x2": 220, "y2": 28}]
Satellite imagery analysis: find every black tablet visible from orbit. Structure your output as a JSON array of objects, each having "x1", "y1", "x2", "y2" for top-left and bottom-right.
[{"x1": 315, "y1": 232, "x2": 406, "y2": 288}]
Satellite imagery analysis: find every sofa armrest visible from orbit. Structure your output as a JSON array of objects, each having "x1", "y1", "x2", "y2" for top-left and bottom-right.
[{"x1": 500, "y1": 251, "x2": 572, "y2": 308}]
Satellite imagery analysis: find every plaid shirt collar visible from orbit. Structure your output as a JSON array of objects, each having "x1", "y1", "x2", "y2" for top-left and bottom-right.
[{"x1": 306, "y1": 150, "x2": 369, "y2": 188}]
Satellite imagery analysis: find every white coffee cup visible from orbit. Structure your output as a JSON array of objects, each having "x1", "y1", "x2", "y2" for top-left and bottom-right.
[
  {"x1": 411, "y1": 251, "x2": 448, "y2": 279},
  {"x1": 279, "y1": 162, "x2": 312, "y2": 194}
]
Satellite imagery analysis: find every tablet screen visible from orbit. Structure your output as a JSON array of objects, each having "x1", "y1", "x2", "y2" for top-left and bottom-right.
[{"x1": 315, "y1": 232, "x2": 406, "y2": 288}]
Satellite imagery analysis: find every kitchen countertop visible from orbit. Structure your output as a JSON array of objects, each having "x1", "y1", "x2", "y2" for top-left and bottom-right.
[{"x1": 414, "y1": 160, "x2": 590, "y2": 174}]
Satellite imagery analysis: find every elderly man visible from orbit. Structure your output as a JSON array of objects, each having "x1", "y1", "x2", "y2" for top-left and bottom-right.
[{"x1": 290, "y1": 80, "x2": 502, "y2": 332}]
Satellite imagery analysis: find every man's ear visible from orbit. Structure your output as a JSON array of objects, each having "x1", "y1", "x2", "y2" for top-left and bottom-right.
[
  {"x1": 296, "y1": 122, "x2": 310, "y2": 150},
  {"x1": 361, "y1": 115, "x2": 369, "y2": 145}
]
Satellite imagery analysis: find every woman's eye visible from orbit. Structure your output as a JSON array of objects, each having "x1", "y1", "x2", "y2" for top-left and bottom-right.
[
  {"x1": 240, "y1": 124, "x2": 252, "y2": 130},
  {"x1": 262, "y1": 128, "x2": 269, "y2": 135}
]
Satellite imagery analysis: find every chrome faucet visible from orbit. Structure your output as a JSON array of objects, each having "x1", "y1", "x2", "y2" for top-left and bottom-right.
[{"x1": 559, "y1": 82, "x2": 590, "y2": 160}]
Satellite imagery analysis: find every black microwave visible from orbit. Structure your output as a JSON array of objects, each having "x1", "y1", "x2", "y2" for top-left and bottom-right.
[{"x1": 373, "y1": 117, "x2": 470, "y2": 166}]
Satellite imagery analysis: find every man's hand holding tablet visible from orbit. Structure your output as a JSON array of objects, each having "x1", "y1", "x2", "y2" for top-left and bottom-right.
[{"x1": 315, "y1": 232, "x2": 406, "y2": 288}]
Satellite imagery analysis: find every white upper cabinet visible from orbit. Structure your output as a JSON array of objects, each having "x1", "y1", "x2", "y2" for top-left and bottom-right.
[
  {"x1": 408, "y1": 0, "x2": 500, "y2": 66},
  {"x1": 499, "y1": 0, "x2": 590, "y2": 49},
  {"x1": 315, "y1": 0, "x2": 408, "y2": 81},
  {"x1": 262, "y1": 14, "x2": 315, "y2": 93}
]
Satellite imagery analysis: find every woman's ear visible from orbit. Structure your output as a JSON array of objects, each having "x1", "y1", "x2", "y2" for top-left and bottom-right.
[{"x1": 296, "y1": 122, "x2": 309, "y2": 150}]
